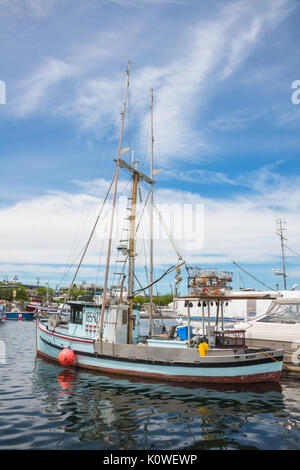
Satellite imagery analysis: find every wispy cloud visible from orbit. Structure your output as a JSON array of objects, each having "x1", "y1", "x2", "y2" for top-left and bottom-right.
[
  {"x1": 159, "y1": 160, "x2": 287, "y2": 193},
  {"x1": 0, "y1": 0, "x2": 70, "y2": 19},
  {"x1": 209, "y1": 110, "x2": 267, "y2": 132},
  {"x1": 13, "y1": 58, "x2": 76, "y2": 117},
  {"x1": 8, "y1": 0, "x2": 296, "y2": 164},
  {"x1": 160, "y1": 168, "x2": 235, "y2": 185}
]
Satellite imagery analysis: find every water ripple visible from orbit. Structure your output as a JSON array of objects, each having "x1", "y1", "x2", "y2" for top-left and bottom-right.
[{"x1": 1, "y1": 321, "x2": 300, "y2": 449}]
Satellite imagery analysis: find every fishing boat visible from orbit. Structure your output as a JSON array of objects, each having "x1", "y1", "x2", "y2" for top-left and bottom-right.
[
  {"x1": 36, "y1": 61, "x2": 284, "y2": 384},
  {"x1": 36, "y1": 302, "x2": 71, "y2": 319},
  {"x1": 25, "y1": 298, "x2": 42, "y2": 313},
  {"x1": 4, "y1": 303, "x2": 35, "y2": 320}
]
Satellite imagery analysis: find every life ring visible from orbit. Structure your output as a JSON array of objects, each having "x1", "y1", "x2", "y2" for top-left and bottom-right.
[{"x1": 201, "y1": 288, "x2": 209, "y2": 294}]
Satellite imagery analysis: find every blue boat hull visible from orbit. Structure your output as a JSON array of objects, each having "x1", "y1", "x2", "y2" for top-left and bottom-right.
[
  {"x1": 36, "y1": 319, "x2": 283, "y2": 384},
  {"x1": 5, "y1": 311, "x2": 35, "y2": 320}
]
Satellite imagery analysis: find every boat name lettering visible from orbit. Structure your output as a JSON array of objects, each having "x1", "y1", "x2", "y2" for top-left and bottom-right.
[{"x1": 86, "y1": 313, "x2": 95, "y2": 323}]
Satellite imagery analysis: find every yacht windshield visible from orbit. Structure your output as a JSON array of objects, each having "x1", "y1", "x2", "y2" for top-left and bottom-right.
[{"x1": 258, "y1": 303, "x2": 300, "y2": 324}]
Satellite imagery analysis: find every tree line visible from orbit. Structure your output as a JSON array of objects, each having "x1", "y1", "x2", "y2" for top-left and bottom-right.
[
  {"x1": 133, "y1": 294, "x2": 173, "y2": 306},
  {"x1": 0, "y1": 282, "x2": 173, "y2": 306}
]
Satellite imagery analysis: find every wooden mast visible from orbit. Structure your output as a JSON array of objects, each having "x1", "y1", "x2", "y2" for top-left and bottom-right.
[
  {"x1": 99, "y1": 61, "x2": 131, "y2": 339},
  {"x1": 114, "y1": 158, "x2": 154, "y2": 343},
  {"x1": 128, "y1": 163, "x2": 139, "y2": 344},
  {"x1": 115, "y1": 158, "x2": 155, "y2": 343}
]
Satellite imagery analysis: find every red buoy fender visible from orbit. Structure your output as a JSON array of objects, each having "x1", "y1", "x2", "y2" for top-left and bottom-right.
[{"x1": 58, "y1": 348, "x2": 75, "y2": 366}]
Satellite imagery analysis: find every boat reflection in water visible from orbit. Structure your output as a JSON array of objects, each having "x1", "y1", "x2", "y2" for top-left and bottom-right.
[{"x1": 32, "y1": 356, "x2": 286, "y2": 450}]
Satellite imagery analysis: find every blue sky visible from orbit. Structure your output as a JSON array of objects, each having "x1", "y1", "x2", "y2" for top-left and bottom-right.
[{"x1": 1, "y1": 0, "x2": 300, "y2": 293}]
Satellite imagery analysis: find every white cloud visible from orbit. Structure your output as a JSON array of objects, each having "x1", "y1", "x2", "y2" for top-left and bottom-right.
[
  {"x1": 159, "y1": 160, "x2": 287, "y2": 191},
  {"x1": 219, "y1": 0, "x2": 293, "y2": 80},
  {"x1": 117, "y1": 0, "x2": 295, "y2": 162},
  {"x1": 9, "y1": 0, "x2": 295, "y2": 163},
  {"x1": 13, "y1": 58, "x2": 76, "y2": 117},
  {"x1": 0, "y1": 0, "x2": 69, "y2": 19},
  {"x1": 160, "y1": 168, "x2": 235, "y2": 185},
  {"x1": 1, "y1": 166, "x2": 300, "y2": 286},
  {"x1": 209, "y1": 110, "x2": 267, "y2": 132}
]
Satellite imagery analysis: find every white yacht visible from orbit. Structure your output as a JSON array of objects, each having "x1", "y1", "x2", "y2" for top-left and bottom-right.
[
  {"x1": 233, "y1": 297, "x2": 300, "y2": 364},
  {"x1": 174, "y1": 289, "x2": 300, "y2": 328}
]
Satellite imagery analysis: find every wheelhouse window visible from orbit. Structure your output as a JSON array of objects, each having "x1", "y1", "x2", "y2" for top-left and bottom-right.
[
  {"x1": 70, "y1": 303, "x2": 84, "y2": 324},
  {"x1": 71, "y1": 310, "x2": 83, "y2": 324}
]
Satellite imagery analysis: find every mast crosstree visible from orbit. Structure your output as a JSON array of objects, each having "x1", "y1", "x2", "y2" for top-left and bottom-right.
[{"x1": 117, "y1": 158, "x2": 155, "y2": 343}]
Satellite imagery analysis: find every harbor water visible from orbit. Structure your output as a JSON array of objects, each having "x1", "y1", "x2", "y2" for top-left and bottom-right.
[{"x1": 1, "y1": 320, "x2": 300, "y2": 451}]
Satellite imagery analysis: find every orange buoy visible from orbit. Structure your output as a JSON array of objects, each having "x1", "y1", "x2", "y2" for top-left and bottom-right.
[{"x1": 58, "y1": 348, "x2": 75, "y2": 366}]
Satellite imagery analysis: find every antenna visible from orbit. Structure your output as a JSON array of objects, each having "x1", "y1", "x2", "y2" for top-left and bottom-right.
[{"x1": 275, "y1": 217, "x2": 287, "y2": 290}]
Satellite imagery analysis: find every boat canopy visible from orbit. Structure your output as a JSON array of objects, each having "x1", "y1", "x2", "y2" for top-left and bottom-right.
[{"x1": 272, "y1": 298, "x2": 300, "y2": 305}]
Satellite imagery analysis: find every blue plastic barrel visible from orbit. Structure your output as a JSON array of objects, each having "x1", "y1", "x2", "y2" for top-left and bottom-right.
[{"x1": 177, "y1": 326, "x2": 193, "y2": 341}]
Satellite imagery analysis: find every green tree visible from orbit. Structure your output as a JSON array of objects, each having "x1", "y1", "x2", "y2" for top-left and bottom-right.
[
  {"x1": 153, "y1": 294, "x2": 173, "y2": 306},
  {"x1": 0, "y1": 287, "x2": 13, "y2": 301},
  {"x1": 69, "y1": 285, "x2": 87, "y2": 300},
  {"x1": 16, "y1": 285, "x2": 28, "y2": 301},
  {"x1": 37, "y1": 286, "x2": 54, "y2": 301},
  {"x1": 133, "y1": 295, "x2": 146, "y2": 305}
]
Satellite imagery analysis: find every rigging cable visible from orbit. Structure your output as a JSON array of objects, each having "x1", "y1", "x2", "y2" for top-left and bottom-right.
[
  {"x1": 133, "y1": 261, "x2": 186, "y2": 297},
  {"x1": 229, "y1": 259, "x2": 281, "y2": 294},
  {"x1": 284, "y1": 243, "x2": 300, "y2": 258},
  {"x1": 58, "y1": 174, "x2": 115, "y2": 315},
  {"x1": 153, "y1": 203, "x2": 184, "y2": 262},
  {"x1": 204, "y1": 235, "x2": 283, "y2": 295},
  {"x1": 56, "y1": 147, "x2": 112, "y2": 290}
]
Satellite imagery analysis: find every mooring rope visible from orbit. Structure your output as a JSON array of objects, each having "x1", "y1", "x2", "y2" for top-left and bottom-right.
[{"x1": 260, "y1": 351, "x2": 300, "y2": 372}]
